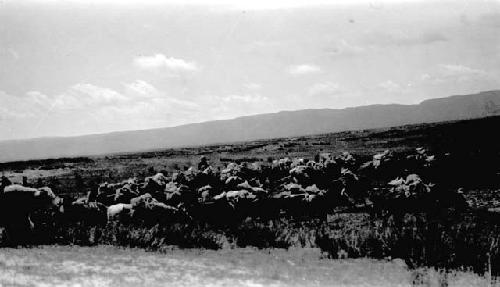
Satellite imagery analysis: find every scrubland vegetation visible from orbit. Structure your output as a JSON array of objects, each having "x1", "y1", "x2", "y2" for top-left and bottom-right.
[{"x1": 2, "y1": 116, "x2": 500, "y2": 280}]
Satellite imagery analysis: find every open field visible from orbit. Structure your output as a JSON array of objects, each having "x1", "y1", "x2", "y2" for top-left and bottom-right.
[{"x1": 0, "y1": 245, "x2": 496, "y2": 287}]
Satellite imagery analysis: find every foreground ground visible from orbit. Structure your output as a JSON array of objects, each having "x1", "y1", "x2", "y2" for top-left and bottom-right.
[{"x1": 0, "y1": 246, "x2": 494, "y2": 287}]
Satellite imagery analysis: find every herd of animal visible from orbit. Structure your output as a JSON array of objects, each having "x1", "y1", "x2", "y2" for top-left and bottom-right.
[{"x1": 0, "y1": 148, "x2": 467, "y2": 242}]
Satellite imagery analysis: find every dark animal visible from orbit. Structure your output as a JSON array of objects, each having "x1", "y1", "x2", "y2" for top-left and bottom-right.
[{"x1": 0, "y1": 184, "x2": 62, "y2": 245}]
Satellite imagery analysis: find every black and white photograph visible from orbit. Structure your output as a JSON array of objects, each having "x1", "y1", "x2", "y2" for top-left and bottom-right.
[{"x1": 1, "y1": 0, "x2": 500, "y2": 285}]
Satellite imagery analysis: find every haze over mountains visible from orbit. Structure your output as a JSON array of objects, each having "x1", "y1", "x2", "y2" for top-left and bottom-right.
[{"x1": 1, "y1": 90, "x2": 499, "y2": 162}]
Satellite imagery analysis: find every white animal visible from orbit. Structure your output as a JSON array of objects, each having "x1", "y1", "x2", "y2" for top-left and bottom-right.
[{"x1": 107, "y1": 203, "x2": 133, "y2": 221}]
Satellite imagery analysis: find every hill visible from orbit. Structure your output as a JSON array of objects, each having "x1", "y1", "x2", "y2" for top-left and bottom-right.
[{"x1": 0, "y1": 90, "x2": 499, "y2": 162}]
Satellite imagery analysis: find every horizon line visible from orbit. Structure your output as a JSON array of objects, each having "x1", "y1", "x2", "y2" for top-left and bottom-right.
[{"x1": 0, "y1": 89, "x2": 495, "y2": 143}]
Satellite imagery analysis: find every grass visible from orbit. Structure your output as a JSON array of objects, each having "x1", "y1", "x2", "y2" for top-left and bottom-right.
[
  {"x1": 4, "y1": 245, "x2": 497, "y2": 287},
  {"x1": 2, "y1": 116, "x2": 500, "y2": 279},
  {"x1": 2, "y1": 208, "x2": 499, "y2": 277},
  {"x1": 317, "y1": 211, "x2": 500, "y2": 273}
]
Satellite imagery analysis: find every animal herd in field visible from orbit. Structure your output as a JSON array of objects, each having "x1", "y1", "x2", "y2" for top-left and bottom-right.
[{"x1": 0, "y1": 148, "x2": 467, "y2": 238}]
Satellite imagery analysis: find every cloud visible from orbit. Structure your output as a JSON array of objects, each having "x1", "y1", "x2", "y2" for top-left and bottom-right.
[
  {"x1": 365, "y1": 31, "x2": 447, "y2": 47},
  {"x1": 71, "y1": 83, "x2": 128, "y2": 103},
  {"x1": 438, "y1": 64, "x2": 488, "y2": 78},
  {"x1": 419, "y1": 74, "x2": 432, "y2": 81},
  {"x1": 134, "y1": 54, "x2": 199, "y2": 71},
  {"x1": 0, "y1": 105, "x2": 33, "y2": 121},
  {"x1": 37, "y1": 80, "x2": 197, "y2": 114},
  {"x1": 0, "y1": 90, "x2": 46, "y2": 120},
  {"x1": 307, "y1": 82, "x2": 342, "y2": 96},
  {"x1": 123, "y1": 80, "x2": 160, "y2": 99},
  {"x1": 217, "y1": 94, "x2": 269, "y2": 103},
  {"x1": 122, "y1": 80, "x2": 197, "y2": 107},
  {"x1": 2, "y1": 81, "x2": 194, "y2": 119},
  {"x1": 0, "y1": 81, "x2": 205, "y2": 137},
  {"x1": 96, "y1": 96, "x2": 198, "y2": 124},
  {"x1": 51, "y1": 83, "x2": 130, "y2": 110},
  {"x1": 378, "y1": 80, "x2": 401, "y2": 92},
  {"x1": 288, "y1": 64, "x2": 321, "y2": 75},
  {"x1": 418, "y1": 64, "x2": 491, "y2": 85},
  {"x1": 26, "y1": 91, "x2": 51, "y2": 107}
]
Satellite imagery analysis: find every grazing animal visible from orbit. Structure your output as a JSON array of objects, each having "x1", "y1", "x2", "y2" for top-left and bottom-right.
[
  {"x1": 114, "y1": 187, "x2": 138, "y2": 204},
  {"x1": 61, "y1": 199, "x2": 108, "y2": 225},
  {"x1": 129, "y1": 193, "x2": 187, "y2": 224},
  {"x1": 107, "y1": 203, "x2": 134, "y2": 222},
  {"x1": 0, "y1": 184, "x2": 62, "y2": 244}
]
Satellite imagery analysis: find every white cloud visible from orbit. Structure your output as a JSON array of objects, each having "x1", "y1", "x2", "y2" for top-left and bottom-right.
[
  {"x1": 0, "y1": 106, "x2": 33, "y2": 121},
  {"x1": 288, "y1": 64, "x2": 321, "y2": 75},
  {"x1": 218, "y1": 94, "x2": 269, "y2": 103},
  {"x1": 97, "y1": 98, "x2": 195, "y2": 119},
  {"x1": 365, "y1": 31, "x2": 447, "y2": 47},
  {"x1": 378, "y1": 80, "x2": 401, "y2": 92},
  {"x1": 52, "y1": 83, "x2": 130, "y2": 110},
  {"x1": 123, "y1": 80, "x2": 160, "y2": 99},
  {"x1": 420, "y1": 74, "x2": 431, "y2": 81},
  {"x1": 122, "y1": 80, "x2": 198, "y2": 107},
  {"x1": 438, "y1": 64, "x2": 488, "y2": 78},
  {"x1": 307, "y1": 82, "x2": 342, "y2": 96},
  {"x1": 418, "y1": 64, "x2": 491, "y2": 85},
  {"x1": 71, "y1": 83, "x2": 128, "y2": 103},
  {"x1": 0, "y1": 90, "x2": 44, "y2": 120},
  {"x1": 50, "y1": 81, "x2": 196, "y2": 112},
  {"x1": 0, "y1": 81, "x2": 204, "y2": 137},
  {"x1": 46, "y1": 81, "x2": 197, "y2": 114},
  {"x1": 134, "y1": 54, "x2": 199, "y2": 71},
  {"x1": 26, "y1": 91, "x2": 51, "y2": 107}
]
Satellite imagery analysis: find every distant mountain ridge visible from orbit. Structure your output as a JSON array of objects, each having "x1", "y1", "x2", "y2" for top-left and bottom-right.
[{"x1": 1, "y1": 90, "x2": 499, "y2": 162}]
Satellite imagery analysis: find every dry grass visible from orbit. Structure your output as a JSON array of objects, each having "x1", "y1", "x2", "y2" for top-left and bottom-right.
[
  {"x1": 0, "y1": 245, "x2": 496, "y2": 287},
  {"x1": 1, "y1": 210, "x2": 496, "y2": 277}
]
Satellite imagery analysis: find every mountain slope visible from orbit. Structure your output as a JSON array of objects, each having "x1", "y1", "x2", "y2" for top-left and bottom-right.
[{"x1": 1, "y1": 90, "x2": 499, "y2": 162}]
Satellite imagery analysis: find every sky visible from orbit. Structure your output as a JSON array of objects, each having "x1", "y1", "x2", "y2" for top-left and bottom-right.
[{"x1": 0, "y1": 0, "x2": 499, "y2": 141}]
